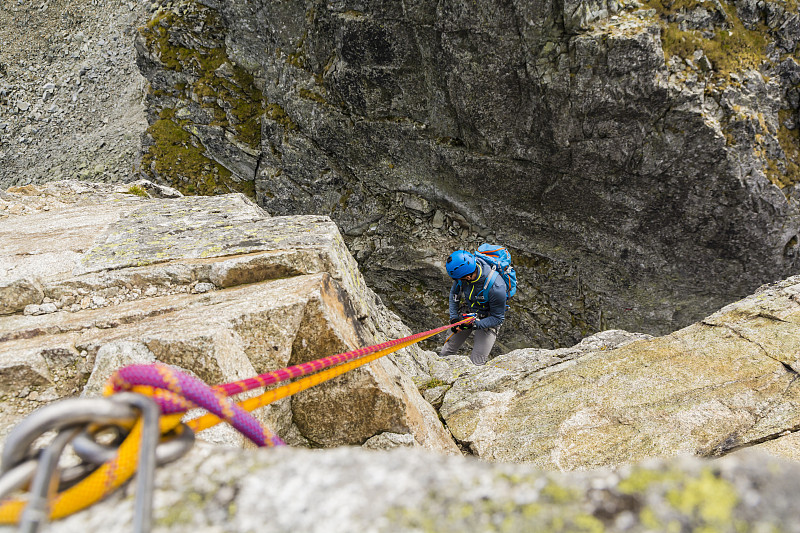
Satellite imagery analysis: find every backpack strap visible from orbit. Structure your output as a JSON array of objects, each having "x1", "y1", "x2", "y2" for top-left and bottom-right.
[
  {"x1": 468, "y1": 267, "x2": 497, "y2": 305},
  {"x1": 481, "y1": 247, "x2": 504, "y2": 256},
  {"x1": 483, "y1": 267, "x2": 498, "y2": 293}
]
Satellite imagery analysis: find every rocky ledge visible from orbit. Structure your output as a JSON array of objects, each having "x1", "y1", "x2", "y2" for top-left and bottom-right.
[
  {"x1": 0, "y1": 180, "x2": 455, "y2": 453},
  {"x1": 46, "y1": 446, "x2": 800, "y2": 533},
  {"x1": 427, "y1": 276, "x2": 800, "y2": 468},
  {"x1": 5, "y1": 181, "x2": 800, "y2": 531}
]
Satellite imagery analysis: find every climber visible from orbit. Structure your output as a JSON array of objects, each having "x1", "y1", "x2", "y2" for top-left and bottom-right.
[{"x1": 441, "y1": 249, "x2": 507, "y2": 365}]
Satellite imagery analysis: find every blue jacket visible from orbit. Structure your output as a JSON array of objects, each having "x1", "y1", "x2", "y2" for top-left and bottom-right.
[{"x1": 449, "y1": 257, "x2": 507, "y2": 330}]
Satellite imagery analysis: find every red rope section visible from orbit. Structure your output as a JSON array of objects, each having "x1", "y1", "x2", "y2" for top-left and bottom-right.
[
  {"x1": 107, "y1": 316, "x2": 476, "y2": 418},
  {"x1": 1, "y1": 317, "x2": 476, "y2": 525},
  {"x1": 216, "y1": 316, "x2": 475, "y2": 397}
]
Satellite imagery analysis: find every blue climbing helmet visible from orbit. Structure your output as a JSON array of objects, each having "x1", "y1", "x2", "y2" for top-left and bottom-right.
[{"x1": 446, "y1": 250, "x2": 476, "y2": 279}]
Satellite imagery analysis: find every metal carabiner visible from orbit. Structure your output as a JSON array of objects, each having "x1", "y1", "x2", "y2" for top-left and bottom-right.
[
  {"x1": 72, "y1": 422, "x2": 195, "y2": 467},
  {"x1": 19, "y1": 426, "x2": 82, "y2": 533},
  {"x1": 108, "y1": 393, "x2": 160, "y2": 533},
  {"x1": 0, "y1": 459, "x2": 37, "y2": 501},
  {"x1": 0, "y1": 394, "x2": 166, "y2": 533},
  {"x1": 1, "y1": 398, "x2": 137, "y2": 474}
]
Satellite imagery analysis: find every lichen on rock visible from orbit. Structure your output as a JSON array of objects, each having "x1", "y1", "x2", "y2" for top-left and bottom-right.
[
  {"x1": 133, "y1": 0, "x2": 800, "y2": 355},
  {"x1": 136, "y1": 0, "x2": 265, "y2": 197},
  {"x1": 0, "y1": 181, "x2": 457, "y2": 454}
]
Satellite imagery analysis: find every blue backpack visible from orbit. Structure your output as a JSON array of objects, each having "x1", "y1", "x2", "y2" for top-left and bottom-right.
[
  {"x1": 475, "y1": 243, "x2": 517, "y2": 299},
  {"x1": 454, "y1": 244, "x2": 518, "y2": 307}
]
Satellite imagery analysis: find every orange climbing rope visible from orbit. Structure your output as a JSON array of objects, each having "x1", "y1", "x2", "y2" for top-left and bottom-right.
[{"x1": 0, "y1": 316, "x2": 474, "y2": 525}]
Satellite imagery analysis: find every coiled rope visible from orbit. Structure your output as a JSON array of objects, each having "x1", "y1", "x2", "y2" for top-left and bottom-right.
[{"x1": 0, "y1": 316, "x2": 474, "y2": 526}]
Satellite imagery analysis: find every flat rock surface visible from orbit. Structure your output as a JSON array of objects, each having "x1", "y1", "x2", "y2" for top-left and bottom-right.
[
  {"x1": 39, "y1": 445, "x2": 800, "y2": 533},
  {"x1": 0, "y1": 181, "x2": 457, "y2": 453},
  {"x1": 439, "y1": 277, "x2": 800, "y2": 468}
]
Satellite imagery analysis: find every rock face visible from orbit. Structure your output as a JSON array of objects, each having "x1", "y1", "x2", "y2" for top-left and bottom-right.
[
  {"x1": 5, "y1": 181, "x2": 800, "y2": 532},
  {"x1": 437, "y1": 276, "x2": 800, "y2": 469},
  {"x1": 0, "y1": 0, "x2": 151, "y2": 188},
  {"x1": 44, "y1": 445, "x2": 800, "y2": 532},
  {"x1": 134, "y1": 0, "x2": 800, "y2": 351},
  {"x1": 0, "y1": 181, "x2": 458, "y2": 454}
]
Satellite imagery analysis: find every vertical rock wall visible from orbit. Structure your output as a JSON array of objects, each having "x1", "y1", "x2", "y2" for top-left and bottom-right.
[{"x1": 136, "y1": 0, "x2": 800, "y2": 351}]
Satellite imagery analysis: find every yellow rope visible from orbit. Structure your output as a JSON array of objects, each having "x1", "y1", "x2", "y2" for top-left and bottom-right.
[
  {"x1": 0, "y1": 318, "x2": 466, "y2": 523},
  {"x1": 188, "y1": 331, "x2": 437, "y2": 433},
  {"x1": 0, "y1": 415, "x2": 182, "y2": 522}
]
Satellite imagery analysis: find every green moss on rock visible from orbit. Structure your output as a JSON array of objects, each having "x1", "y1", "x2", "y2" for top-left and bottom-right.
[
  {"x1": 138, "y1": 1, "x2": 265, "y2": 197},
  {"x1": 299, "y1": 87, "x2": 328, "y2": 105},
  {"x1": 646, "y1": 0, "x2": 768, "y2": 78},
  {"x1": 265, "y1": 103, "x2": 298, "y2": 131},
  {"x1": 419, "y1": 377, "x2": 447, "y2": 390},
  {"x1": 768, "y1": 109, "x2": 800, "y2": 189},
  {"x1": 126, "y1": 185, "x2": 149, "y2": 197},
  {"x1": 141, "y1": 114, "x2": 251, "y2": 197},
  {"x1": 286, "y1": 26, "x2": 312, "y2": 70}
]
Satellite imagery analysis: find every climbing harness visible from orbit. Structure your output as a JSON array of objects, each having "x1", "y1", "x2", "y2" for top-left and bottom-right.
[{"x1": 0, "y1": 316, "x2": 474, "y2": 532}]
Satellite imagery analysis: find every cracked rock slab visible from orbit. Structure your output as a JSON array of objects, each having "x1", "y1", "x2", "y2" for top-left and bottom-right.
[
  {"x1": 439, "y1": 278, "x2": 800, "y2": 468},
  {"x1": 45, "y1": 445, "x2": 800, "y2": 533},
  {"x1": 0, "y1": 182, "x2": 457, "y2": 454}
]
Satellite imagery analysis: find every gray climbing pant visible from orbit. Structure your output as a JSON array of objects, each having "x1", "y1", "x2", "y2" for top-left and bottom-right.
[{"x1": 440, "y1": 327, "x2": 498, "y2": 366}]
